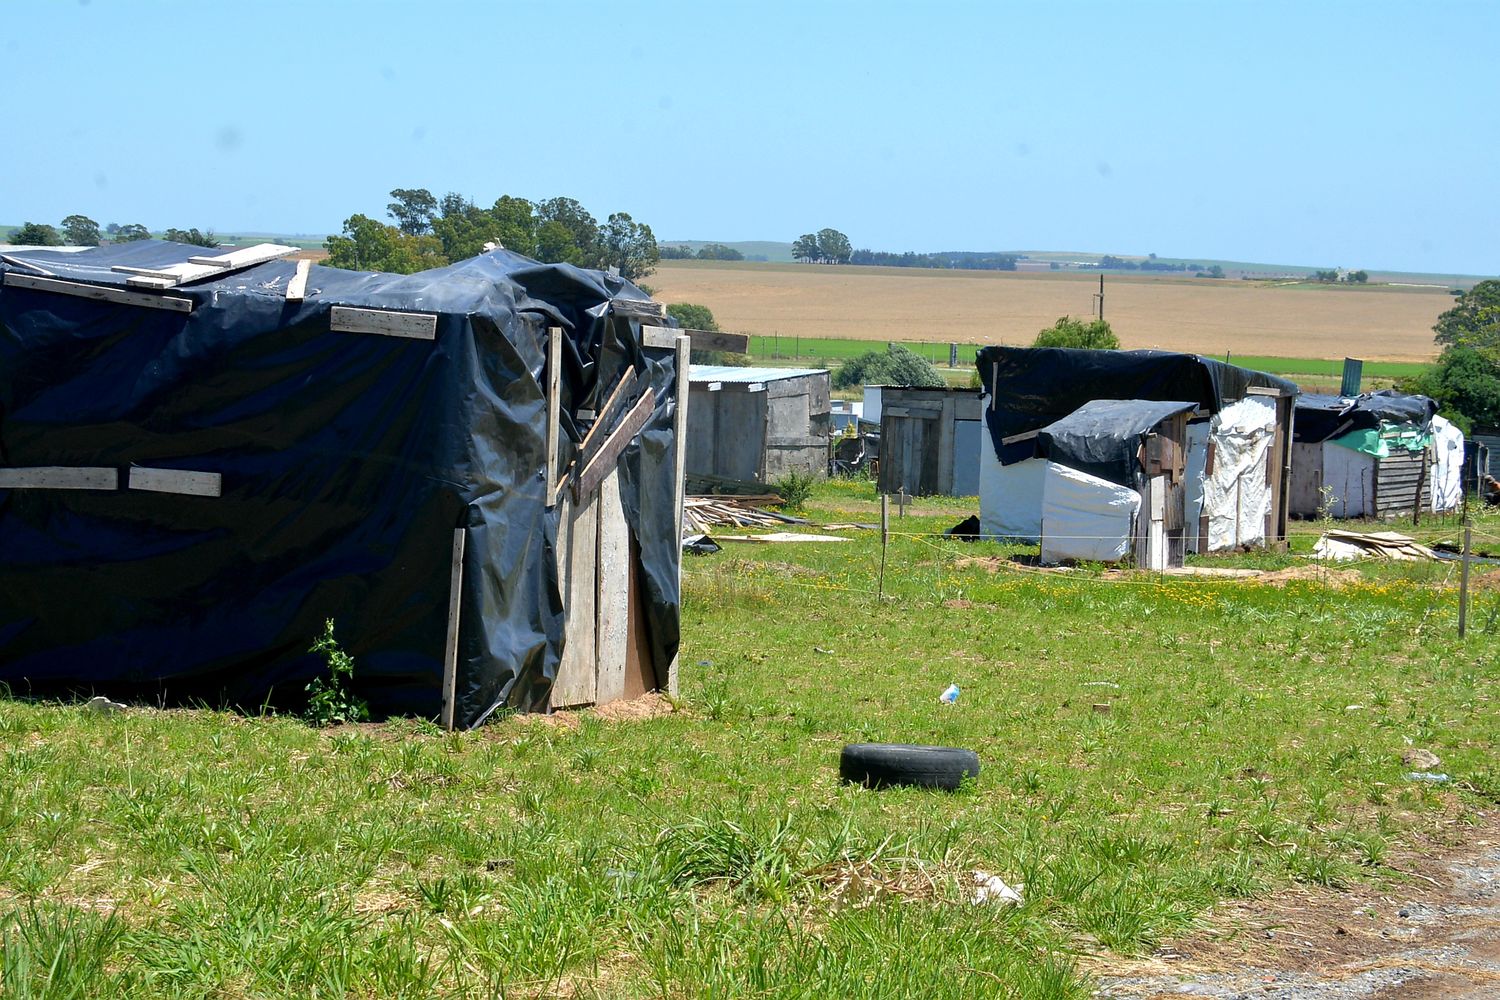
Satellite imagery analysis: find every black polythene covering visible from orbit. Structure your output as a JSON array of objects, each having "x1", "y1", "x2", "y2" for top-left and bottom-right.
[
  {"x1": 1036, "y1": 398, "x2": 1197, "y2": 489},
  {"x1": 0, "y1": 242, "x2": 680, "y2": 727},
  {"x1": 1292, "y1": 390, "x2": 1438, "y2": 443},
  {"x1": 974, "y1": 346, "x2": 1298, "y2": 465}
]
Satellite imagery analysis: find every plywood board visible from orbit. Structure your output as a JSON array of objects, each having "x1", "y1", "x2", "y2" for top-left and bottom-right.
[
  {"x1": 0, "y1": 466, "x2": 118, "y2": 490},
  {"x1": 3, "y1": 273, "x2": 193, "y2": 313},
  {"x1": 330, "y1": 305, "x2": 437, "y2": 340},
  {"x1": 127, "y1": 467, "x2": 222, "y2": 497},
  {"x1": 594, "y1": 470, "x2": 630, "y2": 705}
]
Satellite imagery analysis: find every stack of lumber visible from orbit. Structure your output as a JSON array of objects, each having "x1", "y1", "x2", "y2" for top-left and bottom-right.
[
  {"x1": 1312, "y1": 529, "x2": 1438, "y2": 562},
  {"x1": 683, "y1": 496, "x2": 787, "y2": 533}
]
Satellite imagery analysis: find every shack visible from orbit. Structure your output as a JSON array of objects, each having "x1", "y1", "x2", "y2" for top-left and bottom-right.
[
  {"x1": 0, "y1": 240, "x2": 691, "y2": 727},
  {"x1": 1288, "y1": 391, "x2": 1455, "y2": 518},
  {"x1": 976, "y1": 347, "x2": 1298, "y2": 562},
  {"x1": 876, "y1": 386, "x2": 984, "y2": 497},
  {"x1": 685, "y1": 366, "x2": 830, "y2": 484}
]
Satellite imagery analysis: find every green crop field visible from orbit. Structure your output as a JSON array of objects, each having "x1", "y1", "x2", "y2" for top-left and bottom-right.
[{"x1": 2, "y1": 481, "x2": 1496, "y2": 998}]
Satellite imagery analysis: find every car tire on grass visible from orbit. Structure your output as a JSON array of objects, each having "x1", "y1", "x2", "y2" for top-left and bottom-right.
[{"x1": 839, "y1": 743, "x2": 980, "y2": 791}]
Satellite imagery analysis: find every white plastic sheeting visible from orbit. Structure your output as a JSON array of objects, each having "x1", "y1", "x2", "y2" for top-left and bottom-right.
[
  {"x1": 979, "y1": 448, "x2": 1048, "y2": 541},
  {"x1": 1431, "y1": 415, "x2": 1464, "y2": 513},
  {"x1": 1183, "y1": 420, "x2": 1211, "y2": 554},
  {"x1": 1039, "y1": 463, "x2": 1140, "y2": 564},
  {"x1": 1204, "y1": 396, "x2": 1275, "y2": 550}
]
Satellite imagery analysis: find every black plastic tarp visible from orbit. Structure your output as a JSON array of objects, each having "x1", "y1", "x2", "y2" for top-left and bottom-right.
[
  {"x1": 975, "y1": 346, "x2": 1298, "y2": 465},
  {"x1": 1293, "y1": 389, "x2": 1437, "y2": 443},
  {"x1": 1036, "y1": 399, "x2": 1197, "y2": 488},
  {"x1": 0, "y1": 241, "x2": 680, "y2": 727}
]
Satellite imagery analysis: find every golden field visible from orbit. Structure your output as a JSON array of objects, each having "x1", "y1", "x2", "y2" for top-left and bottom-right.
[{"x1": 649, "y1": 260, "x2": 1453, "y2": 361}]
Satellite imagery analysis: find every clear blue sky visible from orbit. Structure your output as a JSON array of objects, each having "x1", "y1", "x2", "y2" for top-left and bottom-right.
[{"x1": 5, "y1": 0, "x2": 1497, "y2": 274}]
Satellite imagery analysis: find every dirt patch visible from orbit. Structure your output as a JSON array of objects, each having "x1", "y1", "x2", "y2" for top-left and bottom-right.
[
  {"x1": 1255, "y1": 565, "x2": 1365, "y2": 588},
  {"x1": 943, "y1": 599, "x2": 974, "y2": 609},
  {"x1": 1096, "y1": 813, "x2": 1500, "y2": 999},
  {"x1": 589, "y1": 692, "x2": 676, "y2": 722}
]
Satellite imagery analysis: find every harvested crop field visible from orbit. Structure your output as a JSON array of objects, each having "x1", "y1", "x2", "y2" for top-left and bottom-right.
[{"x1": 650, "y1": 261, "x2": 1453, "y2": 362}]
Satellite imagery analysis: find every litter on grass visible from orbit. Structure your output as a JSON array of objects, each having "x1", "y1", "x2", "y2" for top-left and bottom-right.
[
  {"x1": 715, "y1": 532, "x2": 853, "y2": 544},
  {"x1": 971, "y1": 871, "x2": 1023, "y2": 906}
]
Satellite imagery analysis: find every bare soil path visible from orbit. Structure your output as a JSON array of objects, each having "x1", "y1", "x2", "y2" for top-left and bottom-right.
[{"x1": 1096, "y1": 814, "x2": 1500, "y2": 998}]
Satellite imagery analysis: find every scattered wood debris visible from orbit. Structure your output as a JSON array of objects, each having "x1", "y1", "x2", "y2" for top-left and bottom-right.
[
  {"x1": 1313, "y1": 529, "x2": 1439, "y2": 562},
  {"x1": 682, "y1": 496, "x2": 794, "y2": 532}
]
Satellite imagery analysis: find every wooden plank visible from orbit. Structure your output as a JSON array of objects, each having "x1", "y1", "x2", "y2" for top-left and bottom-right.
[
  {"x1": 667, "y1": 335, "x2": 689, "y2": 696},
  {"x1": 937, "y1": 396, "x2": 956, "y2": 495},
  {"x1": 884, "y1": 404, "x2": 940, "y2": 418},
  {"x1": 127, "y1": 467, "x2": 222, "y2": 497},
  {"x1": 682, "y1": 328, "x2": 748, "y2": 353},
  {"x1": 642, "y1": 326, "x2": 678, "y2": 350},
  {"x1": 572, "y1": 366, "x2": 640, "y2": 476},
  {"x1": 551, "y1": 490, "x2": 599, "y2": 708},
  {"x1": 574, "y1": 388, "x2": 656, "y2": 502},
  {"x1": 622, "y1": 535, "x2": 654, "y2": 698},
  {"x1": 186, "y1": 243, "x2": 298, "y2": 269},
  {"x1": 595, "y1": 469, "x2": 630, "y2": 705},
  {"x1": 611, "y1": 298, "x2": 667, "y2": 319},
  {"x1": 0, "y1": 466, "x2": 117, "y2": 490},
  {"x1": 1246, "y1": 385, "x2": 1289, "y2": 397},
  {"x1": 3, "y1": 272, "x2": 193, "y2": 313},
  {"x1": 440, "y1": 528, "x2": 466, "y2": 730},
  {"x1": 329, "y1": 305, "x2": 436, "y2": 340},
  {"x1": 1001, "y1": 429, "x2": 1039, "y2": 446},
  {"x1": 545, "y1": 327, "x2": 562, "y2": 507},
  {"x1": 285, "y1": 259, "x2": 311, "y2": 301},
  {"x1": 0, "y1": 253, "x2": 57, "y2": 276}
]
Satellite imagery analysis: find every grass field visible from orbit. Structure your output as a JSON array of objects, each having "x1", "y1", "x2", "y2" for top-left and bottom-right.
[
  {"x1": 651, "y1": 260, "x2": 1455, "y2": 363},
  {"x1": 2, "y1": 482, "x2": 1497, "y2": 997}
]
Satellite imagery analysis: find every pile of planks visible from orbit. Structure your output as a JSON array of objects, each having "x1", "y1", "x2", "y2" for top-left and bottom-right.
[
  {"x1": 683, "y1": 496, "x2": 787, "y2": 533},
  {"x1": 1312, "y1": 529, "x2": 1438, "y2": 562}
]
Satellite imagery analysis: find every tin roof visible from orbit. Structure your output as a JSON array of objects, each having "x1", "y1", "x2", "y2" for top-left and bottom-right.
[{"x1": 689, "y1": 365, "x2": 827, "y2": 384}]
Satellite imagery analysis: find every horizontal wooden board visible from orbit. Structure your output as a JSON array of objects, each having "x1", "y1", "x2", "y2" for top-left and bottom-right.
[
  {"x1": 2, "y1": 273, "x2": 193, "y2": 313},
  {"x1": 611, "y1": 298, "x2": 667, "y2": 319},
  {"x1": 127, "y1": 467, "x2": 222, "y2": 497},
  {"x1": 0, "y1": 466, "x2": 118, "y2": 490},
  {"x1": 575, "y1": 389, "x2": 656, "y2": 501},
  {"x1": 329, "y1": 305, "x2": 437, "y2": 340}
]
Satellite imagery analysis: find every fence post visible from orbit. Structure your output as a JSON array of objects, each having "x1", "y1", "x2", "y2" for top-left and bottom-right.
[
  {"x1": 878, "y1": 494, "x2": 890, "y2": 601},
  {"x1": 1459, "y1": 520, "x2": 1472, "y2": 638}
]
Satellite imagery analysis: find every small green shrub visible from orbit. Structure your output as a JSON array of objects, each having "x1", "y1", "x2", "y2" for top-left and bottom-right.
[
  {"x1": 305, "y1": 619, "x2": 369, "y2": 727},
  {"x1": 1032, "y1": 315, "x2": 1119, "y2": 350},
  {"x1": 774, "y1": 469, "x2": 817, "y2": 510}
]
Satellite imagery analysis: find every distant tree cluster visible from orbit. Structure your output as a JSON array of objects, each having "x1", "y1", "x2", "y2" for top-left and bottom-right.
[
  {"x1": 324, "y1": 189, "x2": 660, "y2": 279},
  {"x1": 660, "y1": 242, "x2": 744, "y2": 261},
  {"x1": 1312, "y1": 269, "x2": 1368, "y2": 284},
  {"x1": 1032, "y1": 316, "x2": 1119, "y2": 350},
  {"x1": 5, "y1": 216, "x2": 219, "y2": 247},
  {"x1": 792, "y1": 229, "x2": 852, "y2": 264},
  {"x1": 832, "y1": 344, "x2": 944, "y2": 390},
  {"x1": 1095, "y1": 254, "x2": 1209, "y2": 273},
  {"x1": 850, "y1": 248, "x2": 1019, "y2": 271}
]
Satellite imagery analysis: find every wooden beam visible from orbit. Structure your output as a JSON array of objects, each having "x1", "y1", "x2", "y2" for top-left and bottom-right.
[
  {"x1": 594, "y1": 469, "x2": 629, "y2": 705},
  {"x1": 1000, "y1": 429, "x2": 1040, "y2": 446},
  {"x1": 669, "y1": 334, "x2": 690, "y2": 696},
  {"x1": 186, "y1": 243, "x2": 298, "y2": 269},
  {"x1": 572, "y1": 366, "x2": 639, "y2": 476},
  {"x1": 3, "y1": 273, "x2": 193, "y2": 313},
  {"x1": 1246, "y1": 385, "x2": 1290, "y2": 397},
  {"x1": 642, "y1": 324, "x2": 749, "y2": 354},
  {"x1": 285, "y1": 259, "x2": 311, "y2": 301},
  {"x1": 330, "y1": 305, "x2": 437, "y2": 340},
  {"x1": 611, "y1": 298, "x2": 667, "y2": 320},
  {"x1": 574, "y1": 388, "x2": 656, "y2": 502},
  {"x1": 546, "y1": 327, "x2": 562, "y2": 507},
  {"x1": 0, "y1": 254, "x2": 57, "y2": 276},
  {"x1": 440, "y1": 528, "x2": 467, "y2": 730},
  {"x1": 0, "y1": 466, "x2": 117, "y2": 490},
  {"x1": 126, "y1": 467, "x2": 222, "y2": 497}
]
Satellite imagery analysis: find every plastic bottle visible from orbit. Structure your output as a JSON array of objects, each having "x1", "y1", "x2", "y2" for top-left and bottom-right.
[{"x1": 940, "y1": 684, "x2": 960, "y2": 704}]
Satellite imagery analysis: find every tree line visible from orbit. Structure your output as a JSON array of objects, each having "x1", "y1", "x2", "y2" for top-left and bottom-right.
[
  {"x1": 794, "y1": 228, "x2": 1020, "y2": 271},
  {"x1": 1312, "y1": 269, "x2": 1369, "y2": 284},
  {"x1": 7, "y1": 217, "x2": 221, "y2": 248},
  {"x1": 661, "y1": 243, "x2": 744, "y2": 261},
  {"x1": 324, "y1": 189, "x2": 660, "y2": 280}
]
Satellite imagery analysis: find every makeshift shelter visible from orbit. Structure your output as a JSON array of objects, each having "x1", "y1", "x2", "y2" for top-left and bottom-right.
[
  {"x1": 0, "y1": 240, "x2": 692, "y2": 728},
  {"x1": 685, "y1": 366, "x2": 830, "y2": 484},
  {"x1": 876, "y1": 387, "x2": 984, "y2": 497},
  {"x1": 976, "y1": 347, "x2": 1297, "y2": 562},
  {"x1": 1288, "y1": 391, "x2": 1447, "y2": 518}
]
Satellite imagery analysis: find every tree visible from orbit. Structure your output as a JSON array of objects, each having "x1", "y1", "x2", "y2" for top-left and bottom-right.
[
  {"x1": 60, "y1": 214, "x2": 101, "y2": 246},
  {"x1": 113, "y1": 223, "x2": 150, "y2": 242},
  {"x1": 816, "y1": 228, "x2": 852, "y2": 264},
  {"x1": 599, "y1": 212, "x2": 659, "y2": 280},
  {"x1": 163, "y1": 227, "x2": 220, "y2": 248},
  {"x1": 386, "y1": 188, "x2": 438, "y2": 236},
  {"x1": 1031, "y1": 315, "x2": 1119, "y2": 350},
  {"x1": 8, "y1": 222, "x2": 62, "y2": 246},
  {"x1": 1400, "y1": 346, "x2": 1500, "y2": 435},
  {"x1": 832, "y1": 344, "x2": 944, "y2": 390},
  {"x1": 535, "y1": 220, "x2": 586, "y2": 266},
  {"x1": 535, "y1": 197, "x2": 600, "y2": 265},
  {"x1": 431, "y1": 195, "x2": 511, "y2": 262},
  {"x1": 792, "y1": 233, "x2": 820, "y2": 263},
  {"x1": 1434, "y1": 279, "x2": 1500, "y2": 353},
  {"x1": 695, "y1": 243, "x2": 743, "y2": 261},
  {"x1": 1346, "y1": 270, "x2": 1369, "y2": 284},
  {"x1": 659, "y1": 244, "x2": 695, "y2": 260},
  {"x1": 324, "y1": 214, "x2": 446, "y2": 274}
]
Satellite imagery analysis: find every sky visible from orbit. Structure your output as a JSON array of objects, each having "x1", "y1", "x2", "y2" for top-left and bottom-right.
[{"x1": 4, "y1": 0, "x2": 1498, "y2": 274}]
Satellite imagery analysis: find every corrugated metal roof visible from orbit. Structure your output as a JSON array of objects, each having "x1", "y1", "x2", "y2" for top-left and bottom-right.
[{"x1": 689, "y1": 365, "x2": 827, "y2": 384}]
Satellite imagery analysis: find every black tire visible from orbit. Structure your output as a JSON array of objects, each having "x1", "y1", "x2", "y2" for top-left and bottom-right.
[{"x1": 839, "y1": 743, "x2": 980, "y2": 791}]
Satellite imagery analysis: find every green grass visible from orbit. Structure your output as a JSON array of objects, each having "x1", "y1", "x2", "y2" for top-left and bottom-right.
[{"x1": 1, "y1": 482, "x2": 1497, "y2": 996}]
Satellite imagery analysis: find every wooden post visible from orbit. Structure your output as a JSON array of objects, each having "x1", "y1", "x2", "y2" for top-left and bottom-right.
[
  {"x1": 1412, "y1": 446, "x2": 1430, "y2": 526},
  {"x1": 667, "y1": 334, "x2": 690, "y2": 695},
  {"x1": 545, "y1": 327, "x2": 562, "y2": 506},
  {"x1": 440, "y1": 527, "x2": 467, "y2": 731},
  {"x1": 878, "y1": 494, "x2": 890, "y2": 601},
  {"x1": 1459, "y1": 520, "x2": 1472, "y2": 639}
]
